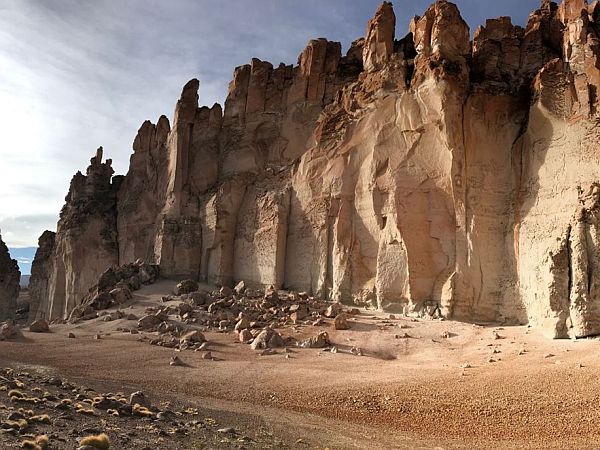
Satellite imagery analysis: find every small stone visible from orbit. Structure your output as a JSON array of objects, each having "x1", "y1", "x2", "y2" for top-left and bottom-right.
[
  {"x1": 299, "y1": 331, "x2": 330, "y2": 348},
  {"x1": 234, "y1": 280, "x2": 246, "y2": 295},
  {"x1": 543, "y1": 353, "x2": 555, "y2": 359},
  {"x1": 260, "y1": 348, "x2": 277, "y2": 356},
  {"x1": 350, "y1": 347, "x2": 363, "y2": 356},
  {"x1": 234, "y1": 317, "x2": 250, "y2": 332},
  {"x1": 201, "y1": 351, "x2": 212, "y2": 360},
  {"x1": 170, "y1": 356, "x2": 185, "y2": 366},
  {"x1": 68, "y1": 332, "x2": 76, "y2": 338},
  {"x1": 129, "y1": 391, "x2": 149, "y2": 407}
]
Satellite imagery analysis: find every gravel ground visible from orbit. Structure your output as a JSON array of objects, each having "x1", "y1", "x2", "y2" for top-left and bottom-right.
[{"x1": 2, "y1": 281, "x2": 600, "y2": 449}]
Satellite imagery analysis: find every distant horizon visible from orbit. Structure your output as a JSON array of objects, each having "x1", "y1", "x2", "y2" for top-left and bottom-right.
[
  {"x1": 0, "y1": 0, "x2": 541, "y2": 249},
  {"x1": 7, "y1": 246, "x2": 35, "y2": 275}
]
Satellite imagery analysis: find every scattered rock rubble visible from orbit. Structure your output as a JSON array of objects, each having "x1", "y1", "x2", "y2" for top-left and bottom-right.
[
  {"x1": 67, "y1": 260, "x2": 159, "y2": 323},
  {"x1": 127, "y1": 281, "x2": 356, "y2": 354},
  {"x1": 0, "y1": 366, "x2": 282, "y2": 449}
]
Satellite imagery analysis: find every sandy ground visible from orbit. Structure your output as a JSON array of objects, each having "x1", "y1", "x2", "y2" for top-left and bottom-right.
[{"x1": 3, "y1": 281, "x2": 600, "y2": 449}]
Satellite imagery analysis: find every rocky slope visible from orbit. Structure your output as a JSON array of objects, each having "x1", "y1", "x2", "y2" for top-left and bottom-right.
[
  {"x1": 29, "y1": 0, "x2": 600, "y2": 338},
  {"x1": 0, "y1": 235, "x2": 20, "y2": 321}
]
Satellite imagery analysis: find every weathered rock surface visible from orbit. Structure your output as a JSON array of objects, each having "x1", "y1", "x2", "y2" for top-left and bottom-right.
[
  {"x1": 28, "y1": 230, "x2": 55, "y2": 321},
  {"x1": 0, "y1": 235, "x2": 20, "y2": 321},
  {"x1": 29, "y1": 1, "x2": 600, "y2": 339}
]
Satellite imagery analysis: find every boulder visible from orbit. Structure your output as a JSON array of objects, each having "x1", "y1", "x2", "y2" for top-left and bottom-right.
[
  {"x1": 324, "y1": 303, "x2": 343, "y2": 318},
  {"x1": 300, "y1": 331, "x2": 330, "y2": 349},
  {"x1": 29, "y1": 319, "x2": 50, "y2": 333},
  {"x1": 0, "y1": 321, "x2": 21, "y2": 340},
  {"x1": 250, "y1": 329, "x2": 285, "y2": 350},
  {"x1": 239, "y1": 329, "x2": 253, "y2": 343},
  {"x1": 333, "y1": 313, "x2": 350, "y2": 330},
  {"x1": 180, "y1": 329, "x2": 205, "y2": 344},
  {"x1": 137, "y1": 314, "x2": 162, "y2": 330},
  {"x1": 110, "y1": 286, "x2": 132, "y2": 304},
  {"x1": 175, "y1": 280, "x2": 199, "y2": 295}
]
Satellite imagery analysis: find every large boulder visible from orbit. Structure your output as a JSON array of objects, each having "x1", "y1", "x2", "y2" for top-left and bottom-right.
[
  {"x1": 0, "y1": 236, "x2": 20, "y2": 322},
  {"x1": 29, "y1": 319, "x2": 50, "y2": 333}
]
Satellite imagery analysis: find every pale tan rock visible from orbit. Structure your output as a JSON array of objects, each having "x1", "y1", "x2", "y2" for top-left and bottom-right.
[{"x1": 362, "y1": 1, "x2": 395, "y2": 72}]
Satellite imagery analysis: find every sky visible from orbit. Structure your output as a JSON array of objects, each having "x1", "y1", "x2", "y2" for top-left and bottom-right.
[{"x1": 0, "y1": 0, "x2": 542, "y2": 269}]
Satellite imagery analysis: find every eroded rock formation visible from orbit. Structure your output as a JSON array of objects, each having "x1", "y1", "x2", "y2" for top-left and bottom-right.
[
  {"x1": 30, "y1": 0, "x2": 600, "y2": 338},
  {"x1": 28, "y1": 230, "x2": 55, "y2": 321},
  {"x1": 0, "y1": 235, "x2": 20, "y2": 321}
]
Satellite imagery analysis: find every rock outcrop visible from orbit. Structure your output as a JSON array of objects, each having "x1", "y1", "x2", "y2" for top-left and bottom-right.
[
  {"x1": 28, "y1": 230, "x2": 55, "y2": 321},
  {"x1": 0, "y1": 235, "x2": 20, "y2": 321},
  {"x1": 36, "y1": 148, "x2": 122, "y2": 320},
  {"x1": 29, "y1": 0, "x2": 600, "y2": 338}
]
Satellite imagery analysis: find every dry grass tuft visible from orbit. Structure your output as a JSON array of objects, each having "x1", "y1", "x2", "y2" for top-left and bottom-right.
[{"x1": 80, "y1": 433, "x2": 111, "y2": 450}]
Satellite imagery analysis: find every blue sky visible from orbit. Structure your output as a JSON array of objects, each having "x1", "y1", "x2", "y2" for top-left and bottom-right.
[{"x1": 1, "y1": 0, "x2": 541, "y2": 270}]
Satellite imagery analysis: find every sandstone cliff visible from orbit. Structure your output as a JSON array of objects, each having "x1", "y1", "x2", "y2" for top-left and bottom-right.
[
  {"x1": 0, "y1": 235, "x2": 20, "y2": 321},
  {"x1": 30, "y1": 0, "x2": 600, "y2": 338}
]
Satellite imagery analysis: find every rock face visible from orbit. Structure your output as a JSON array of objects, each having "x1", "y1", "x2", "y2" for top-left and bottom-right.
[
  {"x1": 0, "y1": 235, "x2": 20, "y2": 321},
  {"x1": 29, "y1": 1, "x2": 600, "y2": 338},
  {"x1": 28, "y1": 230, "x2": 56, "y2": 321},
  {"x1": 35, "y1": 148, "x2": 123, "y2": 320}
]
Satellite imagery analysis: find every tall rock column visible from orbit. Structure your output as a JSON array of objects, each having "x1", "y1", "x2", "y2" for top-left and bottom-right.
[
  {"x1": 362, "y1": 1, "x2": 395, "y2": 72},
  {"x1": 0, "y1": 235, "x2": 20, "y2": 321},
  {"x1": 42, "y1": 148, "x2": 121, "y2": 320},
  {"x1": 28, "y1": 230, "x2": 55, "y2": 321}
]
